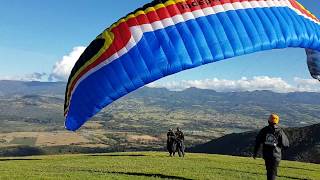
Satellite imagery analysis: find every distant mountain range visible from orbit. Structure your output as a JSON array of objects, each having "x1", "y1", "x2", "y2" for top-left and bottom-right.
[
  {"x1": 189, "y1": 123, "x2": 320, "y2": 164},
  {"x1": 0, "y1": 80, "x2": 65, "y2": 97},
  {"x1": 0, "y1": 80, "x2": 319, "y2": 162},
  {"x1": 0, "y1": 80, "x2": 320, "y2": 131},
  {"x1": 128, "y1": 87, "x2": 320, "y2": 127}
]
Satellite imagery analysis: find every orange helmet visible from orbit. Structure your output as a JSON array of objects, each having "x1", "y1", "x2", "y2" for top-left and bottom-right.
[{"x1": 268, "y1": 113, "x2": 280, "y2": 124}]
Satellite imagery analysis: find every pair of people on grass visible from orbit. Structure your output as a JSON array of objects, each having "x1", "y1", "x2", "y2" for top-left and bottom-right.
[{"x1": 167, "y1": 127, "x2": 185, "y2": 157}]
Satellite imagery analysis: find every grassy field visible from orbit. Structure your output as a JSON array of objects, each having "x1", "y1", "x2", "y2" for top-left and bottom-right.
[{"x1": 0, "y1": 152, "x2": 319, "y2": 180}]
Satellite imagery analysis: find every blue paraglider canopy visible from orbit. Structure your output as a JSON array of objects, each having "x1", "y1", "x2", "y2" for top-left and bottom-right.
[{"x1": 64, "y1": 0, "x2": 320, "y2": 131}]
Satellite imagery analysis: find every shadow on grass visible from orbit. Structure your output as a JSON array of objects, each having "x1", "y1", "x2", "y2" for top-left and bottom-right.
[
  {"x1": 109, "y1": 171, "x2": 192, "y2": 180},
  {"x1": 213, "y1": 167, "x2": 310, "y2": 180},
  {"x1": 282, "y1": 165, "x2": 318, "y2": 172},
  {"x1": 221, "y1": 159, "x2": 317, "y2": 172},
  {"x1": 0, "y1": 158, "x2": 42, "y2": 162},
  {"x1": 76, "y1": 169, "x2": 192, "y2": 180},
  {"x1": 87, "y1": 154, "x2": 147, "y2": 157},
  {"x1": 77, "y1": 167, "x2": 308, "y2": 180}
]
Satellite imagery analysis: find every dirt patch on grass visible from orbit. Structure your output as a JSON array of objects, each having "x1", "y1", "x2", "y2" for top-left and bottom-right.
[
  {"x1": 36, "y1": 132, "x2": 90, "y2": 146},
  {"x1": 128, "y1": 135, "x2": 159, "y2": 142},
  {"x1": 83, "y1": 121, "x2": 104, "y2": 129},
  {"x1": 0, "y1": 132, "x2": 90, "y2": 147}
]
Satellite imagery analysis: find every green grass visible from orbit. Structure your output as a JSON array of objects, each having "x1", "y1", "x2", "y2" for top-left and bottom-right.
[{"x1": 0, "y1": 152, "x2": 319, "y2": 180}]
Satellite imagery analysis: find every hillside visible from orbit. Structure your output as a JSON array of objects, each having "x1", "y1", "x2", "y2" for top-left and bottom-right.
[
  {"x1": 189, "y1": 123, "x2": 320, "y2": 164},
  {"x1": 1, "y1": 152, "x2": 320, "y2": 180},
  {"x1": 1, "y1": 81, "x2": 319, "y2": 129},
  {"x1": 0, "y1": 80, "x2": 319, "y2": 159},
  {"x1": 0, "y1": 80, "x2": 65, "y2": 97}
]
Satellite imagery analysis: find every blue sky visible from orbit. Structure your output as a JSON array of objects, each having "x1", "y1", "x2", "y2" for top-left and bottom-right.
[
  {"x1": 0, "y1": 0, "x2": 319, "y2": 91},
  {"x1": 0, "y1": 0, "x2": 151, "y2": 76}
]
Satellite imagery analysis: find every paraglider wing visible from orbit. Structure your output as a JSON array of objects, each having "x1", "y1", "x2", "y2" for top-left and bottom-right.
[
  {"x1": 306, "y1": 49, "x2": 320, "y2": 81},
  {"x1": 64, "y1": 0, "x2": 320, "y2": 131}
]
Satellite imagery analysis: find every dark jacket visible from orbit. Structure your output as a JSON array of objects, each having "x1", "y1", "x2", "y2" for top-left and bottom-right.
[
  {"x1": 175, "y1": 130, "x2": 184, "y2": 141},
  {"x1": 254, "y1": 125, "x2": 289, "y2": 161},
  {"x1": 167, "y1": 131, "x2": 176, "y2": 143}
]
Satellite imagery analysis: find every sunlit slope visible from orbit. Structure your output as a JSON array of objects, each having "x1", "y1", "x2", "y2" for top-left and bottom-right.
[{"x1": 0, "y1": 152, "x2": 319, "y2": 180}]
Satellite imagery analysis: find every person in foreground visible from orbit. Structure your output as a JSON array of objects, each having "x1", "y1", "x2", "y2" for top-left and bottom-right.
[{"x1": 253, "y1": 113, "x2": 290, "y2": 180}]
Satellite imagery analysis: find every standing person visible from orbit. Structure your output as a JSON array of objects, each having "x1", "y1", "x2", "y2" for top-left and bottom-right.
[
  {"x1": 175, "y1": 127, "x2": 185, "y2": 157},
  {"x1": 167, "y1": 128, "x2": 176, "y2": 157},
  {"x1": 253, "y1": 113, "x2": 290, "y2": 180}
]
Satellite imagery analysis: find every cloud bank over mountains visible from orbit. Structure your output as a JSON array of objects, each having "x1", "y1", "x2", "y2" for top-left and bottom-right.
[
  {"x1": 0, "y1": 72, "x2": 48, "y2": 82},
  {"x1": 0, "y1": 46, "x2": 319, "y2": 93},
  {"x1": 148, "y1": 77, "x2": 320, "y2": 93}
]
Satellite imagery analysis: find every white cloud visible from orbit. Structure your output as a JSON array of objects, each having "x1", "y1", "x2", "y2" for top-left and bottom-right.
[
  {"x1": 148, "y1": 76, "x2": 320, "y2": 93},
  {"x1": 294, "y1": 77, "x2": 320, "y2": 92},
  {"x1": 0, "y1": 72, "x2": 47, "y2": 81},
  {"x1": 49, "y1": 46, "x2": 86, "y2": 81}
]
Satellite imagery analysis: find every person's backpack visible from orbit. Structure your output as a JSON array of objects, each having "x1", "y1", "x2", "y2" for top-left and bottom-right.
[
  {"x1": 264, "y1": 127, "x2": 280, "y2": 147},
  {"x1": 264, "y1": 133, "x2": 278, "y2": 147}
]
